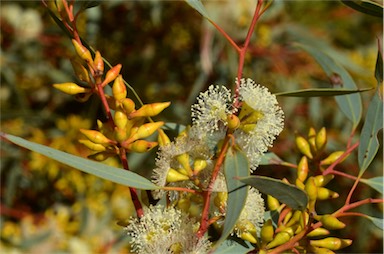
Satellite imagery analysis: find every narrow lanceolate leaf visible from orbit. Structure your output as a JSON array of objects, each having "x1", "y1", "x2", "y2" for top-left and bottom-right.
[
  {"x1": 341, "y1": 0, "x2": 383, "y2": 18},
  {"x1": 358, "y1": 87, "x2": 383, "y2": 175},
  {"x1": 2, "y1": 133, "x2": 159, "y2": 190},
  {"x1": 185, "y1": 0, "x2": 211, "y2": 20},
  {"x1": 213, "y1": 238, "x2": 253, "y2": 254},
  {"x1": 360, "y1": 177, "x2": 384, "y2": 194},
  {"x1": 239, "y1": 176, "x2": 308, "y2": 211},
  {"x1": 365, "y1": 216, "x2": 384, "y2": 230},
  {"x1": 216, "y1": 147, "x2": 249, "y2": 248},
  {"x1": 259, "y1": 152, "x2": 284, "y2": 165},
  {"x1": 297, "y1": 43, "x2": 362, "y2": 129},
  {"x1": 275, "y1": 87, "x2": 372, "y2": 97}
]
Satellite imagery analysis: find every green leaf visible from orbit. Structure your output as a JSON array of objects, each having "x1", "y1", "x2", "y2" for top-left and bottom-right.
[
  {"x1": 375, "y1": 44, "x2": 383, "y2": 84},
  {"x1": 365, "y1": 216, "x2": 384, "y2": 230},
  {"x1": 358, "y1": 87, "x2": 383, "y2": 175},
  {"x1": 275, "y1": 87, "x2": 373, "y2": 97},
  {"x1": 341, "y1": 0, "x2": 383, "y2": 18},
  {"x1": 360, "y1": 177, "x2": 384, "y2": 194},
  {"x1": 213, "y1": 238, "x2": 253, "y2": 254},
  {"x1": 259, "y1": 152, "x2": 284, "y2": 165},
  {"x1": 216, "y1": 147, "x2": 249, "y2": 248},
  {"x1": 185, "y1": 0, "x2": 211, "y2": 20},
  {"x1": 239, "y1": 176, "x2": 308, "y2": 211},
  {"x1": 297, "y1": 43, "x2": 362, "y2": 129},
  {"x1": 2, "y1": 133, "x2": 159, "y2": 190}
]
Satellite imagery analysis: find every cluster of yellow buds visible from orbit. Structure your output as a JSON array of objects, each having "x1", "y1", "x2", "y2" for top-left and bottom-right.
[{"x1": 53, "y1": 40, "x2": 171, "y2": 161}]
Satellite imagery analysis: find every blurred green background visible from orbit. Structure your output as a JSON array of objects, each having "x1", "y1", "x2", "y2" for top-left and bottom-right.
[{"x1": 1, "y1": 0, "x2": 382, "y2": 253}]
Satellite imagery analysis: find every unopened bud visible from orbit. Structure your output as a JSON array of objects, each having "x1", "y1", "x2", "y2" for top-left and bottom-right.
[
  {"x1": 214, "y1": 192, "x2": 227, "y2": 209},
  {"x1": 297, "y1": 156, "x2": 309, "y2": 182},
  {"x1": 114, "y1": 110, "x2": 128, "y2": 129},
  {"x1": 122, "y1": 98, "x2": 135, "y2": 114},
  {"x1": 166, "y1": 168, "x2": 190, "y2": 183},
  {"x1": 79, "y1": 139, "x2": 106, "y2": 152},
  {"x1": 193, "y1": 159, "x2": 207, "y2": 174},
  {"x1": 308, "y1": 127, "x2": 317, "y2": 153},
  {"x1": 267, "y1": 195, "x2": 280, "y2": 211},
  {"x1": 310, "y1": 237, "x2": 352, "y2": 251},
  {"x1": 157, "y1": 129, "x2": 170, "y2": 146},
  {"x1": 316, "y1": 127, "x2": 327, "y2": 152},
  {"x1": 70, "y1": 59, "x2": 90, "y2": 83},
  {"x1": 177, "y1": 153, "x2": 192, "y2": 175},
  {"x1": 72, "y1": 39, "x2": 93, "y2": 63},
  {"x1": 314, "y1": 174, "x2": 334, "y2": 187},
  {"x1": 240, "y1": 232, "x2": 257, "y2": 244},
  {"x1": 296, "y1": 135, "x2": 313, "y2": 159},
  {"x1": 53, "y1": 83, "x2": 89, "y2": 95},
  {"x1": 320, "y1": 151, "x2": 345, "y2": 165},
  {"x1": 310, "y1": 246, "x2": 335, "y2": 254},
  {"x1": 101, "y1": 64, "x2": 122, "y2": 87},
  {"x1": 266, "y1": 231, "x2": 291, "y2": 249},
  {"x1": 129, "y1": 102, "x2": 171, "y2": 119},
  {"x1": 227, "y1": 114, "x2": 240, "y2": 130},
  {"x1": 115, "y1": 127, "x2": 128, "y2": 143},
  {"x1": 260, "y1": 219, "x2": 274, "y2": 243},
  {"x1": 317, "y1": 187, "x2": 339, "y2": 200},
  {"x1": 307, "y1": 227, "x2": 330, "y2": 238},
  {"x1": 92, "y1": 50, "x2": 104, "y2": 74},
  {"x1": 286, "y1": 210, "x2": 302, "y2": 227},
  {"x1": 320, "y1": 215, "x2": 345, "y2": 230},
  {"x1": 295, "y1": 179, "x2": 305, "y2": 190},
  {"x1": 125, "y1": 140, "x2": 158, "y2": 153},
  {"x1": 177, "y1": 198, "x2": 191, "y2": 212},
  {"x1": 127, "y1": 122, "x2": 164, "y2": 143},
  {"x1": 88, "y1": 151, "x2": 115, "y2": 161},
  {"x1": 112, "y1": 75, "x2": 127, "y2": 101},
  {"x1": 80, "y1": 129, "x2": 112, "y2": 145},
  {"x1": 305, "y1": 177, "x2": 318, "y2": 201}
]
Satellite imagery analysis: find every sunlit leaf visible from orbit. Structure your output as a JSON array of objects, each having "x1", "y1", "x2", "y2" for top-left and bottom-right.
[
  {"x1": 358, "y1": 87, "x2": 383, "y2": 175},
  {"x1": 360, "y1": 177, "x2": 384, "y2": 194},
  {"x1": 213, "y1": 238, "x2": 253, "y2": 254},
  {"x1": 365, "y1": 216, "x2": 384, "y2": 230},
  {"x1": 275, "y1": 87, "x2": 372, "y2": 97},
  {"x1": 239, "y1": 176, "x2": 308, "y2": 211},
  {"x1": 185, "y1": 0, "x2": 211, "y2": 20},
  {"x1": 297, "y1": 43, "x2": 362, "y2": 129},
  {"x1": 341, "y1": 0, "x2": 383, "y2": 17},
  {"x1": 216, "y1": 147, "x2": 249, "y2": 248},
  {"x1": 2, "y1": 133, "x2": 159, "y2": 190}
]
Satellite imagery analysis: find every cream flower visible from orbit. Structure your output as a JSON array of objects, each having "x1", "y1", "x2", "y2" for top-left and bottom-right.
[{"x1": 125, "y1": 205, "x2": 211, "y2": 254}]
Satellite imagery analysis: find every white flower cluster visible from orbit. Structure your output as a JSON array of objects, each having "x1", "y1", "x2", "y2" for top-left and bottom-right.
[{"x1": 125, "y1": 205, "x2": 211, "y2": 254}]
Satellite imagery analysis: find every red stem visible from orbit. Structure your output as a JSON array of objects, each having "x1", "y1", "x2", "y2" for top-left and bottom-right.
[{"x1": 323, "y1": 141, "x2": 359, "y2": 175}]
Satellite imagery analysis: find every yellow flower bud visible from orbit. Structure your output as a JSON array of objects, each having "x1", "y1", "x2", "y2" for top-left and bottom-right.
[
  {"x1": 320, "y1": 215, "x2": 346, "y2": 230},
  {"x1": 307, "y1": 227, "x2": 330, "y2": 238},
  {"x1": 101, "y1": 64, "x2": 122, "y2": 87},
  {"x1": 282, "y1": 210, "x2": 293, "y2": 225},
  {"x1": 316, "y1": 127, "x2": 327, "y2": 152},
  {"x1": 295, "y1": 179, "x2": 305, "y2": 190},
  {"x1": 80, "y1": 129, "x2": 112, "y2": 145},
  {"x1": 214, "y1": 192, "x2": 227, "y2": 209},
  {"x1": 53, "y1": 83, "x2": 90, "y2": 95},
  {"x1": 286, "y1": 210, "x2": 302, "y2": 227},
  {"x1": 92, "y1": 50, "x2": 104, "y2": 74},
  {"x1": 176, "y1": 153, "x2": 192, "y2": 175},
  {"x1": 296, "y1": 135, "x2": 313, "y2": 159},
  {"x1": 267, "y1": 195, "x2": 280, "y2": 211},
  {"x1": 177, "y1": 198, "x2": 191, "y2": 212},
  {"x1": 88, "y1": 151, "x2": 115, "y2": 161},
  {"x1": 311, "y1": 246, "x2": 335, "y2": 254},
  {"x1": 260, "y1": 219, "x2": 274, "y2": 243},
  {"x1": 114, "y1": 110, "x2": 128, "y2": 129},
  {"x1": 126, "y1": 122, "x2": 164, "y2": 143},
  {"x1": 115, "y1": 127, "x2": 128, "y2": 143},
  {"x1": 193, "y1": 159, "x2": 207, "y2": 174},
  {"x1": 308, "y1": 127, "x2": 317, "y2": 153},
  {"x1": 112, "y1": 75, "x2": 127, "y2": 101},
  {"x1": 166, "y1": 168, "x2": 189, "y2": 182},
  {"x1": 320, "y1": 151, "x2": 345, "y2": 165},
  {"x1": 124, "y1": 140, "x2": 158, "y2": 153},
  {"x1": 78, "y1": 139, "x2": 106, "y2": 152},
  {"x1": 266, "y1": 231, "x2": 291, "y2": 249},
  {"x1": 305, "y1": 177, "x2": 317, "y2": 211},
  {"x1": 70, "y1": 59, "x2": 90, "y2": 83},
  {"x1": 313, "y1": 174, "x2": 334, "y2": 187},
  {"x1": 240, "y1": 232, "x2": 257, "y2": 244},
  {"x1": 128, "y1": 102, "x2": 171, "y2": 119},
  {"x1": 310, "y1": 237, "x2": 352, "y2": 251},
  {"x1": 297, "y1": 156, "x2": 309, "y2": 182},
  {"x1": 72, "y1": 39, "x2": 93, "y2": 63},
  {"x1": 227, "y1": 114, "x2": 240, "y2": 130},
  {"x1": 122, "y1": 98, "x2": 136, "y2": 114},
  {"x1": 317, "y1": 187, "x2": 339, "y2": 200}
]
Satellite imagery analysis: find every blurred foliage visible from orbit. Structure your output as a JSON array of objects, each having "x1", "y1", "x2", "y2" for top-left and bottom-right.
[{"x1": 0, "y1": 0, "x2": 382, "y2": 253}]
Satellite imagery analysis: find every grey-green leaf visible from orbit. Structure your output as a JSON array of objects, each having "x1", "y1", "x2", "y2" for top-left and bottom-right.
[
  {"x1": 365, "y1": 216, "x2": 384, "y2": 230},
  {"x1": 341, "y1": 0, "x2": 383, "y2": 18},
  {"x1": 216, "y1": 147, "x2": 249, "y2": 248},
  {"x1": 185, "y1": 0, "x2": 211, "y2": 20},
  {"x1": 358, "y1": 87, "x2": 383, "y2": 175},
  {"x1": 259, "y1": 152, "x2": 284, "y2": 165},
  {"x1": 213, "y1": 238, "x2": 253, "y2": 254},
  {"x1": 239, "y1": 176, "x2": 308, "y2": 211},
  {"x1": 2, "y1": 133, "x2": 159, "y2": 190},
  {"x1": 297, "y1": 43, "x2": 362, "y2": 129},
  {"x1": 275, "y1": 87, "x2": 372, "y2": 97},
  {"x1": 375, "y1": 44, "x2": 383, "y2": 84},
  {"x1": 360, "y1": 177, "x2": 384, "y2": 194}
]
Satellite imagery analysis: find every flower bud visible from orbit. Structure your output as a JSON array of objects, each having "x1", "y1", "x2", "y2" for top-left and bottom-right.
[
  {"x1": 307, "y1": 227, "x2": 330, "y2": 238},
  {"x1": 177, "y1": 198, "x2": 191, "y2": 212},
  {"x1": 316, "y1": 127, "x2": 327, "y2": 152},
  {"x1": 297, "y1": 156, "x2": 309, "y2": 182},
  {"x1": 157, "y1": 129, "x2": 170, "y2": 146},
  {"x1": 80, "y1": 129, "x2": 112, "y2": 145},
  {"x1": 227, "y1": 114, "x2": 240, "y2": 130},
  {"x1": 125, "y1": 140, "x2": 158, "y2": 153},
  {"x1": 308, "y1": 127, "x2": 317, "y2": 153},
  {"x1": 78, "y1": 139, "x2": 106, "y2": 152},
  {"x1": 305, "y1": 177, "x2": 318, "y2": 201},
  {"x1": 53, "y1": 83, "x2": 90, "y2": 95},
  {"x1": 114, "y1": 127, "x2": 128, "y2": 143},
  {"x1": 260, "y1": 219, "x2": 274, "y2": 243},
  {"x1": 266, "y1": 231, "x2": 291, "y2": 249},
  {"x1": 70, "y1": 59, "x2": 90, "y2": 83},
  {"x1": 286, "y1": 210, "x2": 302, "y2": 227},
  {"x1": 320, "y1": 215, "x2": 346, "y2": 230},
  {"x1": 127, "y1": 121, "x2": 164, "y2": 143},
  {"x1": 122, "y1": 98, "x2": 135, "y2": 114},
  {"x1": 282, "y1": 210, "x2": 293, "y2": 225},
  {"x1": 296, "y1": 135, "x2": 313, "y2": 159},
  {"x1": 214, "y1": 192, "x2": 227, "y2": 208},
  {"x1": 166, "y1": 168, "x2": 190, "y2": 183},
  {"x1": 92, "y1": 50, "x2": 104, "y2": 74},
  {"x1": 112, "y1": 75, "x2": 127, "y2": 101},
  {"x1": 313, "y1": 174, "x2": 334, "y2": 187},
  {"x1": 101, "y1": 64, "x2": 122, "y2": 87},
  {"x1": 193, "y1": 159, "x2": 207, "y2": 174},
  {"x1": 128, "y1": 102, "x2": 171, "y2": 119},
  {"x1": 240, "y1": 232, "x2": 257, "y2": 244},
  {"x1": 317, "y1": 187, "x2": 339, "y2": 200},
  {"x1": 267, "y1": 195, "x2": 280, "y2": 211},
  {"x1": 311, "y1": 246, "x2": 335, "y2": 254},
  {"x1": 114, "y1": 110, "x2": 128, "y2": 129},
  {"x1": 88, "y1": 151, "x2": 115, "y2": 161},
  {"x1": 295, "y1": 179, "x2": 305, "y2": 190},
  {"x1": 310, "y1": 237, "x2": 352, "y2": 250},
  {"x1": 72, "y1": 39, "x2": 93, "y2": 63},
  {"x1": 320, "y1": 151, "x2": 345, "y2": 165},
  {"x1": 177, "y1": 153, "x2": 192, "y2": 175}
]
